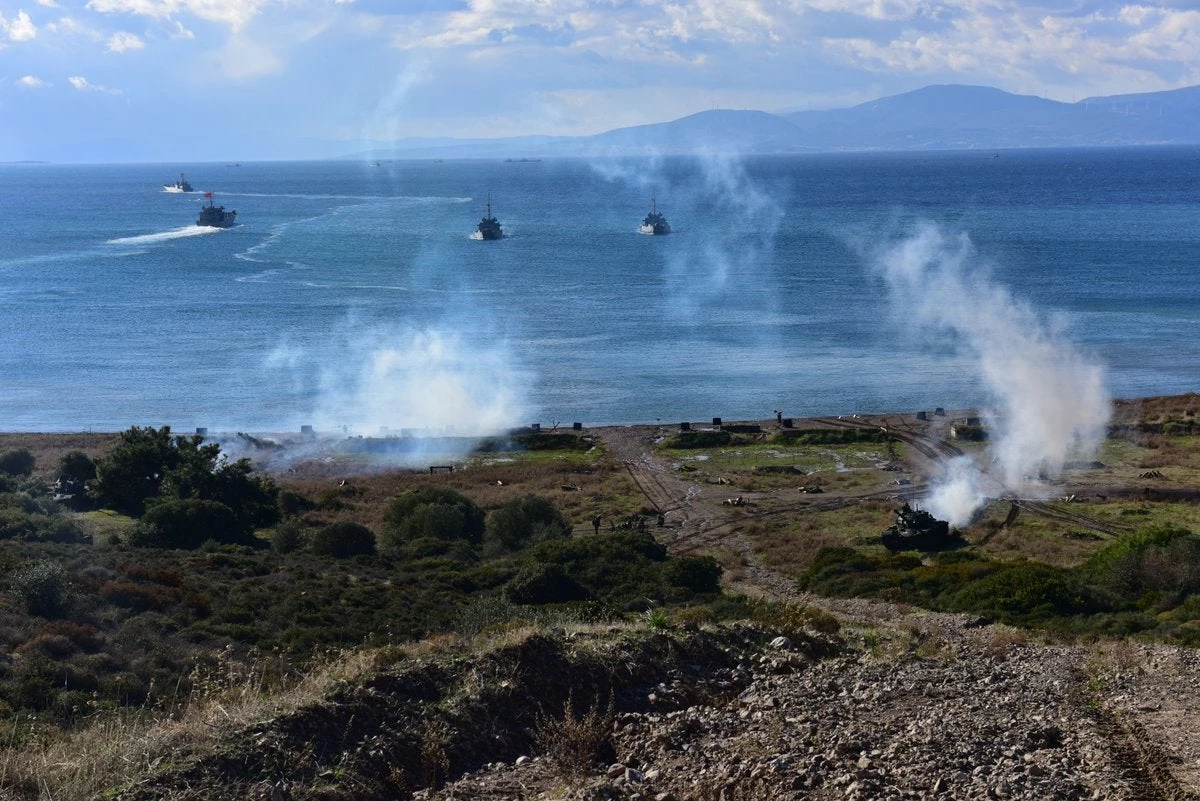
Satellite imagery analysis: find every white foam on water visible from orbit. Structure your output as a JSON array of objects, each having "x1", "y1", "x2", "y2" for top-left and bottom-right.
[{"x1": 105, "y1": 226, "x2": 222, "y2": 246}]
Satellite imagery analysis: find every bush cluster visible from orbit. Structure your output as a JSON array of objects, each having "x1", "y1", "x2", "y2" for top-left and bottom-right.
[{"x1": 801, "y1": 525, "x2": 1200, "y2": 640}]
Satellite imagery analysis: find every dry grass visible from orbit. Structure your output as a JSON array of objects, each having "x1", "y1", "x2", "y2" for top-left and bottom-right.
[
  {"x1": 276, "y1": 449, "x2": 642, "y2": 537},
  {"x1": 0, "y1": 645, "x2": 387, "y2": 801},
  {"x1": 534, "y1": 690, "x2": 615, "y2": 781},
  {"x1": 0, "y1": 433, "x2": 118, "y2": 480}
]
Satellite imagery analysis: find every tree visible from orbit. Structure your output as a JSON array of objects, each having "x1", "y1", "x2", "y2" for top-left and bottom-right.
[
  {"x1": 90, "y1": 427, "x2": 183, "y2": 515},
  {"x1": 90, "y1": 426, "x2": 278, "y2": 526},
  {"x1": 57, "y1": 451, "x2": 97, "y2": 484},
  {"x1": 310, "y1": 521, "x2": 377, "y2": 558},
  {"x1": 0, "y1": 448, "x2": 35, "y2": 477}
]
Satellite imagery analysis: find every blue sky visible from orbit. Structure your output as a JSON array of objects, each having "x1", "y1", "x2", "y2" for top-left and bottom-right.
[{"x1": 1, "y1": 0, "x2": 1198, "y2": 162}]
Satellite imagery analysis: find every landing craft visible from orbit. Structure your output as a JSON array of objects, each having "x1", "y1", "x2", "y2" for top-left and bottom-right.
[{"x1": 196, "y1": 192, "x2": 237, "y2": 228}]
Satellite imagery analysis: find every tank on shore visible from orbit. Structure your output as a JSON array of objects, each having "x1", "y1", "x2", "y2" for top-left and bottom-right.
[{"x1": 881, "y1": 503, "x2": 960, "y2": 551}]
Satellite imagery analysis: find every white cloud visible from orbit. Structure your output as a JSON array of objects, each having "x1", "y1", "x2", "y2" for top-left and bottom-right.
[
  {"x1": 68, "y1": 74, "x2": 123, "y2": 93},
  {"x1": 107, "y1": 30, "x2": 144, "y2": 50},
  {"x1": 45, "y1": 15, "x2": 105, "y2": 40},
  {"x1": 814, "y1": 1, "x2": 1200, "y2": 97},
  {"x1": 17, "y1": 74, "x2": 46, "y2": 87},
  {"x1": 85, "y1": 0, "x2": 268, "y2": 32},
  {"x1": 2, "y1": 10, "x2": 38, "y2": 41},
  {"x1": 37, "y1": 0, "x2": 59, "y2": 7},
  {"x1": 170, "y1": 19, "x2": 194, "y2": 37}
]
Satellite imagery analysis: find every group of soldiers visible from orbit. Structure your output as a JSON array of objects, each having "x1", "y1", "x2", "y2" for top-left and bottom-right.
[{"x1": 591, "y1": 512, "x2": 665, "y2": 535}]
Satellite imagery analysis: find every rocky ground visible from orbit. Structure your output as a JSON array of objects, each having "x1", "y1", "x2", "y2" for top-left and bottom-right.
[
  {"x1": 105, "y1": 603, "x2": 1200, "y2": 801},
  {"x1": 410, "y1": 605, "x2": 1200, "y2": 801}
]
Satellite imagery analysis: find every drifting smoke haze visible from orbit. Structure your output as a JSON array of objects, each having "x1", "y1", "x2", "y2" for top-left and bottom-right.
[
  {"x1": 262, "y1": 324, "x2": 532, "y2": 466},
  {"x1": 665, "y1": 155, "x2": 783, "y2": 323},
  {"x1": 872, "y1": 223, "x2": 1111, "y2": 527},
  {"x1": 591, "y1": 153, "x2": 784, "y2": 324}
]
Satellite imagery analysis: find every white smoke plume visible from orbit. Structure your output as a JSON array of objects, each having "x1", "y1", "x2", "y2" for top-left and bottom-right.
[
  {"x1": 873, "y1": 223, "x2": 1111, "y2": 526},
  {"x1": 259, "y1": 324, "x2": 533, "y2": 468},
  {"x1": 311, "y1": 326, "x2": 530, "y2": 435}
]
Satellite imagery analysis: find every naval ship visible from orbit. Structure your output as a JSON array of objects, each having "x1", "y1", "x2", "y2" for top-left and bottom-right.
[
  {"x1": 476, "y1": 197, "x2": 502, "y2": 240},
  {"x1": 163, "y1": 172, "x2": 194, "y2": 193},
  {"x1": 639, "y1": 196, "x2": 671, "y2": 235},
  {"x1": 196, "y1": 192, "x2": 237, "y2": 228}
]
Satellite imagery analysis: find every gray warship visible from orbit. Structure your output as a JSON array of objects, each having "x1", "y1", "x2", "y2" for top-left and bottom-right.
[
  {"x1": 196, "y1": 193, "x2": 237, "y2": 228},
  {"x1": 164, "y1": 172, "x2": 194, "y2": 193},
  {"x1": 639, "y1": 196, "x2": 671, "y2": 235},
  {"x1": 476, "y1": 197, "x2": 502, "y2": 240}
]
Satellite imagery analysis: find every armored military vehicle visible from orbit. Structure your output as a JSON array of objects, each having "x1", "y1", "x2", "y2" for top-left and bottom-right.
[{"x1": 881, "y1": 503, "x2": 959, "y2": 551}]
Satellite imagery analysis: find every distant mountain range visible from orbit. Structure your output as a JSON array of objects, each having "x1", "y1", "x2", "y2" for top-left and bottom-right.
[{"x1": 346, "y1": 84, "x2": 1200, "y2": 160}]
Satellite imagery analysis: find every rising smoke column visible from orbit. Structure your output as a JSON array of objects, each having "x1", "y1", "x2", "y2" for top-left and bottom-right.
[{"x1": 873, "y1": 223, "x2": 1111, "y2": 526}]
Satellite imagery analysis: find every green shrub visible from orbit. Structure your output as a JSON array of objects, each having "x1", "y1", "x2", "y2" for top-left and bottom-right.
[
  {"x1": 663, "y1": 431, "x2": 731, "y2": 449},
  {"x1": 1084, "y1": 525, "x2": 1200, "y2": 600},
  {"x1": 504, "y1": 564, "x2": 591, "y2": 605},
  {"x1": 9, "y1": 561, "x2": 72, "y2": 617},
  {"x1": 485, "y1": 494, "x2": 571, "y2": 552},
  {"x1": 382, "y1": 487, "x2": 485, "y2": 550},
  {"x1": 946, "y1": 562, "x2": 1106, "y2": 620},
  {"x1": 0, "y1": 449, "x2": 35, "y2": 477},
  {"x1": 529, "y1": 531, "x2": 669, "y2": 604},
  {"x1": 128, "y1": 499, "x2": 252, "y2": 550},
  {"x1": 271, "y1": 519, "x2": 305, "y2": 553},
  {"x1": 278, "y1": 489, "x2": 314, "y2": 517},
  {"x1": 661, "y1": 556, "x2": 722, "y2": 593},
  {"x1": 310, "y1": 521, "x2": 377, "y2": 558},
  {"x1": 773, "y1": 428, "x2": 892, "y2": 445}
]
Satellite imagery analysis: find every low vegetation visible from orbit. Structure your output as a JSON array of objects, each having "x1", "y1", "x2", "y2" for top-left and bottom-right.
[{"x1": 0, "y1": 425, "x2": 724, "y2": 746}]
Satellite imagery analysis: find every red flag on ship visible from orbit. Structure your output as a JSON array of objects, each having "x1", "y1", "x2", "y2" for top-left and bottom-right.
[{"x1": 203, "y1": 192, "x2": 213, "y2": 198}]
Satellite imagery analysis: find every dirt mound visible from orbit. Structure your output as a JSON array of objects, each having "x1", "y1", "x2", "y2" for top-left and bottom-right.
[{"x1": 114, "y1": 626, "x2": 839, "y2": 801}]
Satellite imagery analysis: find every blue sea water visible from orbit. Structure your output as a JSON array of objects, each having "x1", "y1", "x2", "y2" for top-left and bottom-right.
[{"x1": 1, "y1": 149, "x2": 1199, "y2": 433}]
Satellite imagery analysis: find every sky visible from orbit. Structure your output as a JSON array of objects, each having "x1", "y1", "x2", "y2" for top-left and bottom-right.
[{"x1": 1, "y1": 0, "x2": 1199, "y2": 162}]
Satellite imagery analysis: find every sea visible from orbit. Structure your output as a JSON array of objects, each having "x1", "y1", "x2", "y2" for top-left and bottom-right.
[{"x1": 1, "y1": 148, "x2": 1199, "y2": 434}]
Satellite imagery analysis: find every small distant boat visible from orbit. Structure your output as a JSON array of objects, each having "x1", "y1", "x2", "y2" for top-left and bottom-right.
[
  {"x1": 163, "y1": 172, "x2": 193, "y2": 193},
  {"x1": 196, "y1": 192, "x2": 236, "y2": 228},
  {"x1": 639, "y1": 196, "x2": 670, "y2": 235},
  {"x1": 476, "y1": 196, "x2": 502, "y2": 240}
]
